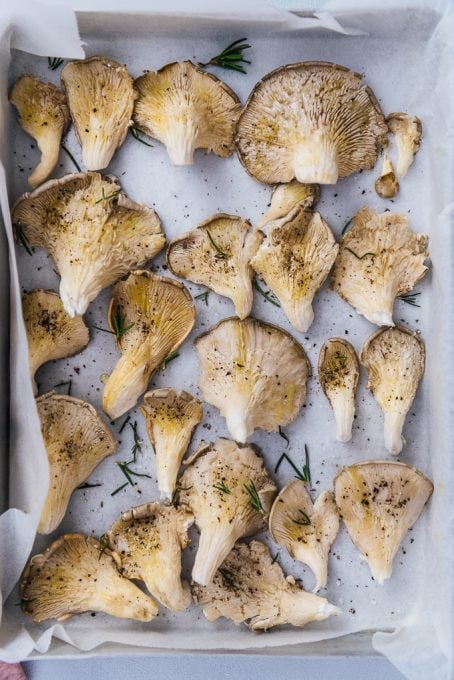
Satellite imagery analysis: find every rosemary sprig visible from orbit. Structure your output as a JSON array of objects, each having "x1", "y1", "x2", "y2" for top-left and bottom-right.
[
  {"x1": 341, "y1": 218, "x2": 352, "y2": 235},
  {"x1": 345, "y1": 247, "x2": 376, "y2": 261},
  {"x1": 213, "y1": 481, "x2": 232, "y2": 495},
  {"x1": 278, "y1": 426, "x2": 290, "y2": 448},
  {"x1": 171, "y1": 484, "x2": 193, "y2": 506},
  {"x1": 61, "y1": 144, "x2": 81, "y2": 172},
  {"x1": 117, "y1": 461, "x2": 151, "y2": 485},
  {"x1": 93, "y1": 305, "x2": 134, "y2": 340},
  {"x1": 397, "y1": 292, "x2": 421, "y2": 307},
  {"x1": 129, "y1": 126, "x2": 154, "y2": 147},
  {"x1": 77, "y1": 482, "x2": 102, "y2": 490},
  {"x1": 206, "y1": 229, "x2": 229, "y2": 259},
  {"x1": 162, "y1": 351, "x2": 180, "y2": 369},
  {"x1": 95, "y1": 187, "x2": 121, "y2": 204},
  {"x1": 244, "y1": 480, "x2": 265, "y2": 514},
  {"x1": 119, "y1": 414, "x2": 131, "y2": 433},
  {"x1": 54, "y1": 379, "x2": 72, "y2": 395},
  {"x1": 275, "y1": 445, "x2": 311, "y2": 484},
  {"x1": 129, "y1": 420, "x2": 142, "y2": 464},
  {"x1": 15, "y1": 224, "x2": 33, "y2": 256},
  {"x1": 98, "y1": 534, "x2": 109, "y2": 560},
  {"x1": 111, "y1": 482, "x2": 128, "y2": 497},
  {"x1": 199, "y1": 38, "x2": 252, "y2": 74},
  {"x1": 292, "y1": 509, "x2": 312, "y2": 526},
  {"x1": 195, "y1": 290, "x2": 210, "y2": 305},
  {"x1": 253, "y1": 280, "x2": 281, "y2": 307},
  {"x1": 48, "y1": 57, "x2": 64, "y2": 70}
]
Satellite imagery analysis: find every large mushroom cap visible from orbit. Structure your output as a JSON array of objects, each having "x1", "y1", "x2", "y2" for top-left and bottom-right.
[
  {"x1": 21, "y1": 534, "x2": 158, "y2": 622},
  {"x1": 61, "y1": 56, "x2": 137, "y2": 170},
  {"x1": 360, "y1": 326, "x2": 425, "y2": 455},
  {"x1": 134, "y1": 61, "x2": 241, "y2": 165},
  {"x1": 236, "y1": 61, "x2": 387, "y2": 185},
  {"x1": 37, "y1": 392, "x2": 117, "y2": 534},
  {"x1": 23, "y1": 289, "x2": 89, "y2": 395},
  {"x1": 258, "y1": 181, "x2": 320, "y2": 228},
  {"x1": 10, "y1": 75, "x2": 70, "y2": 188},
  {"x1": 167, "y1": 213, "x2": 262, "y2": 319},
  {"x1": 195, "y1": 317, "x2": 311, "y2": 443},
  {"x1": 331, "y1": 207, "x2": 428, "y2": 327},
  {"x1": 103, "y1": 270, "x2": 195, "y2": 420},
  {"x1": 387, "y1": 113, "x2": 422, "y2": 178},
  {"x1": 334, "y1": 461, "x2": 433, "y2": 584},
  {"x1": 12, "y1": 172, "x2": 165, "y2": 317}
]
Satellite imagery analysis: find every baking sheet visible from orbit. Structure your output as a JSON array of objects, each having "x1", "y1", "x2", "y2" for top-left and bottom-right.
[{"x1": 0, "y1": 2, "x2": 454, "y2": 679}]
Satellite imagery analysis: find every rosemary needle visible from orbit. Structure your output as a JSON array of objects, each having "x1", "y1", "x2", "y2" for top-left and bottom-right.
[{"x1": 199, "y1": 38, "x2": 252, "y2": 74}]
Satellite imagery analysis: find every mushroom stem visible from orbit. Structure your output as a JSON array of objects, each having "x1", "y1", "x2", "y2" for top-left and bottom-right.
[
  {"x1": 103, "y1": 345, "x2": 155, "y2": 420},
  {"x1": 366, "y1": 554, "x2": 393, "y2": 585},
  {"x1": 292, "y1": 545, "x2": 328, "y2": 592},
  {"x1": 275, "y1": 590, "x2": 340, "y2": 629},
  {"x1": 59, "y1": 278, "x2": 92, "y2": 318},
  {"x1": 29, "y1": 132, "x2": 61, "y2": 189},
  {"x1": 165, "y1": 121, "x2": 198, "y2": 165},
  {"x1": 292, "y1": 132, "x2": 338, "y2": 184},
  {"x1": 192, "y1": 527, "x2": 235, "y2": 586},
  {"x1": 224, "y1": 406, "x2": 251, "y2": 444},
  {"x1": 82, "y1": 131, "x2": 119, "y2": 171},
  {"x1": 383, "y1": 411, "x2": 406, "y2": 455},
  {"x1": 367, "y1": 310, "x2": 395, "y2": 327},
  {"x1": 283, "y1": 299, "x2": 315, "y2": 334},
  {"x1": 330, "y1": 392, "x2": 355, "y2": 443}
]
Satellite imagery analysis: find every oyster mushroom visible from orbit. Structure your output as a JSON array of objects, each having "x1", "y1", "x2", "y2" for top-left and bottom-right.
[
  {"x1": 10, "y1": 75, "x2": 70, "y2": 188},
  {"x1": 334, "y1": 461, "x2": 433, "y2": 583},
  {"x1": 251, "y1": 206, "x2": 338, "y2": 332},
  {"x1": 178, "y1": 438, "x2": 277, "y2": 585},
  {"x1": 107, "y1": 502, "x2": 194, "y2": 611},
  {"x1": 258, "y1": 181, "x2": 320, "y2": 228},
  {"x1": 140, "y1": 388, "x2": 203, "y2": 499},
  {"x1": 331, "y1": 207, "x2": 428, "y2": 327},
  {"x1": 12, "y1": 172, "x2": 165, "y2": 317},
  {"x1": 318, "y1": 338, "x2": 360, "y2": 442},
  {"x1": 21, "y1": 534, "x2": 158, "y2": 622},
  {"x1": 193, "y1": 540, "x2": 339, "y2": 630},
  {"x1": 23, "y1": 289, "x2": 89, "y2": 395},
  {"x1": 103, "y1": 271, "x2": 195, "y2": 420},
  {"x1": 360, "y1": 326, "x2": 425, "y2": 455},
  {"x1": 37, "y1": 392, "x2": 117, "y2": 534},
  {"x1": 195, "y1": 317, "x2": 311, "y2": 443},
  {"x1": 375, "y1": 153, "x2": 399, "y2": 198},
  {"x1": 167, "y1": 214, "x2": 262, "y2": 319},
  {"x1": 134, "y1": 61, "x2": 240, "y2": 165},
  {"x1": 387, "y1": 113, "x2": 422, "y2": 178},
  {"x1": 236, "y1": 61, "x2": 387, "y2": 185},
  {"x1": 61, "y1": 56, "x2": 136, "y2": 170}
]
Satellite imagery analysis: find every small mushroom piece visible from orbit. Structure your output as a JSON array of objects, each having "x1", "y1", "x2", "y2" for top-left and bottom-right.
[
  {"x1": 269, "y1": 482, "x2": 339, "y2": 592},
  {"x1": 37, "y1": 392, "x2": 117, "y2": 534},
  {"x1": 331, "y1": 208, "x2": 428, "y2": 327},
  {"x1": 140, "y1": 388, "x2": 203, "y2": 499},
  {"x1": 61, "y1": 56, "x2": 136, "y2": 170},
  {"x1": 193, "y1": 540, "x2": 339, "y2": 630},
  {"x1": 251, "y1": 207, "x2": 338, "y2": 332},
  {"x1": 374, "y1": 153, "x2": 399, "y2": 198},
  {"x1": 179, "y1": 438, "x2": 277, "y2": 586},
  {"x1": 318, "y1": 338, "x2": 360, "y2": 442},
  {"x1": 10, "y1": 75, "x2": 70, "y2": 188},
  {"x1": 334, "y1": 461, "x2": 433, "y2": 583},
  {"x1": 134, "y1": 61, "x2": 240, "y2": 165},
  {"x1": 195, "y1": 317, "x2": 311, "y2": 443},
  {"x1": 360, "y1": 326, "x2": 425, "y2": 455},
  {"x1": 107, "y1": 503, "x2": 194, "y2": 611},
  {"x1": 387, "y1": 113, "x2": 422, "y2": 178},
  {"x1": 23, "y1": 290, "x2": 89, "y2": 395},
  {"x1": 12, "y1": 172, "x2": 165, "y2": 317},
  {"x1": 236, "y1": 61, "x2": 387, "y2": 185},
  {"x1": 103, "y1": 271, "x2": 195, "y2": 420},
  {"x1": 167, "y1": 214, "x2": 262, "y2": 319},
  {"x1": 21, "y1": 534, "x2": 158, "y2": 622},
  {"x1": 258, "y1": 181, "x2": 320, "y2": 228}
]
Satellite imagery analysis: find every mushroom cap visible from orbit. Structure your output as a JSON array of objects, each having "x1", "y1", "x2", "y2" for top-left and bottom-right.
[
  {"x1": 61, "y1": 56, "x2": 137, "y2": 170},
  {"x1": 12, "y1": 172, "x2": 165, "y2": 317},
  {"x1": 10, "y1": 74, "x2": 70, "y2": 188},
  {"x1": 107, "y1": 502, "x2": 194, "y2": 611},
  {"x1": 318, "y1": 338, "x2": 359, "y2": 442},
  {"x1": 251, "y1": 207, "x2": 338, "y2": 332},
  {"x1": 103, "y1": 270, "x2": 195, "y2": 420},
  {"x1": 167, "y1": 213, "x2": 262, "y2": 319},
  {"x1": 334, "y1": 461, "x2": 433, "y2": 583},
  {"x1": 23, "y1": 289, "x2": 89, "y2": 395},
  {"x1": 269, "y1": 481, "x2": 340, "y2": 592},
  {"x1": 195, "y1": 317, "x2": 311, "y2": 443},
  {"x1": 331, "y1": 207, "x2": 428, "y2": 327},
  {"x1": 236, "y1": 61, "x2": 387, "y2": 185},
  {"x1": 258, "y1": 181, "x2": 320, "y2": 228},
  {"x1": 21, "y1": 533, "x2": 158, "y2": 623},
  {"x1": 193, "y1": 540, "x2": 339, "y2": 630},
  {"x1": 374, "y1": 153, "x2": 399, "y2": 199},
  {"x1": 360, "y1": 326, "x2": 425, "y2": 455},
  {"x1": 134, "y1": 61, "x2": 241, "y2": 165},
  {"x1": 140, "y1": 388, "x2": 203, "y2": 499},
  {"x1": 387, "y1": 113, "x2": 422, "y2": 178},
  {"x1": 179, "y1": 438, "x2": 277, "y2": 586},
  {"x1": 36, "y1": 392, "x2": 117, "y2": 534}
]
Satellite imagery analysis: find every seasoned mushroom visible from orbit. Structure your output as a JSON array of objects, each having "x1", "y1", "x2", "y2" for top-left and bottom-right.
[
  {"x1": 375, "y1": 153, "x2": 399, "y2": 199},
  {"x1": 387, "y1": 113, "x2": 422, "y2": 178},
  {"x1": 258, "y1": 181, "x2": 320, "y2": 228},
  {"x1": 12, "y1": 172, "x2": 165, "y2": 317},
  {"x1": 21, "y1": 534, "x2": 158, "y2": 622},
  {"x1": 37, "y1": 392, "x2": 117, "y2": 534},
  {"x1": 193, "y1": 540, "x2": 339, "y2": 630},
  {"x1": 318, "y1": 338, "x2": 359, "y2": 442},
  {"x1": 251, "y1": 207, "x2": 338, "y2": 332},
  {"x1": 61, "y1": 56, "x2": 136, "y2": 170},
  {"x1": 269, "y1": 481, "x2": 339, "y2": 592},
  {"x1": 23, "y1": 290, "x2": 89, "y2": 395},
  {"x1": 167, "y1": 214, "x2": 262, "y2": 319},
  {"x1": 10, "y1": 75, "x2": 70, "y2": 188},
  {"x1": 195, "y1": 317, "x2": 311, "y2": 443},
  {"x1": 331, "y1": 208, "x2": 428, "y2": 326},
  {"x1": 178, "y1": 438, "x2": 276, "y2": 585},
  {"x1": 360, "y1": 326, "x2": 425, "y2": 455},
  {"x1": 134, "y1": 61, "x2": 240, "y2": 165},
  {"x1": 140, "y1": 388, "x2": 203, "y2": 499},
  {"x1": 107, "y1": 502, "x2": 194, "y2": 611},
  {"x1": 334, "y1": 461, "x2": 433, "y2": 583},
  {"x1": 236, "y1": 61, "x2": 387, "y2": 184},
  {"x1": 103, "y1": 271, "x2": 195, "y2": 420}
]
